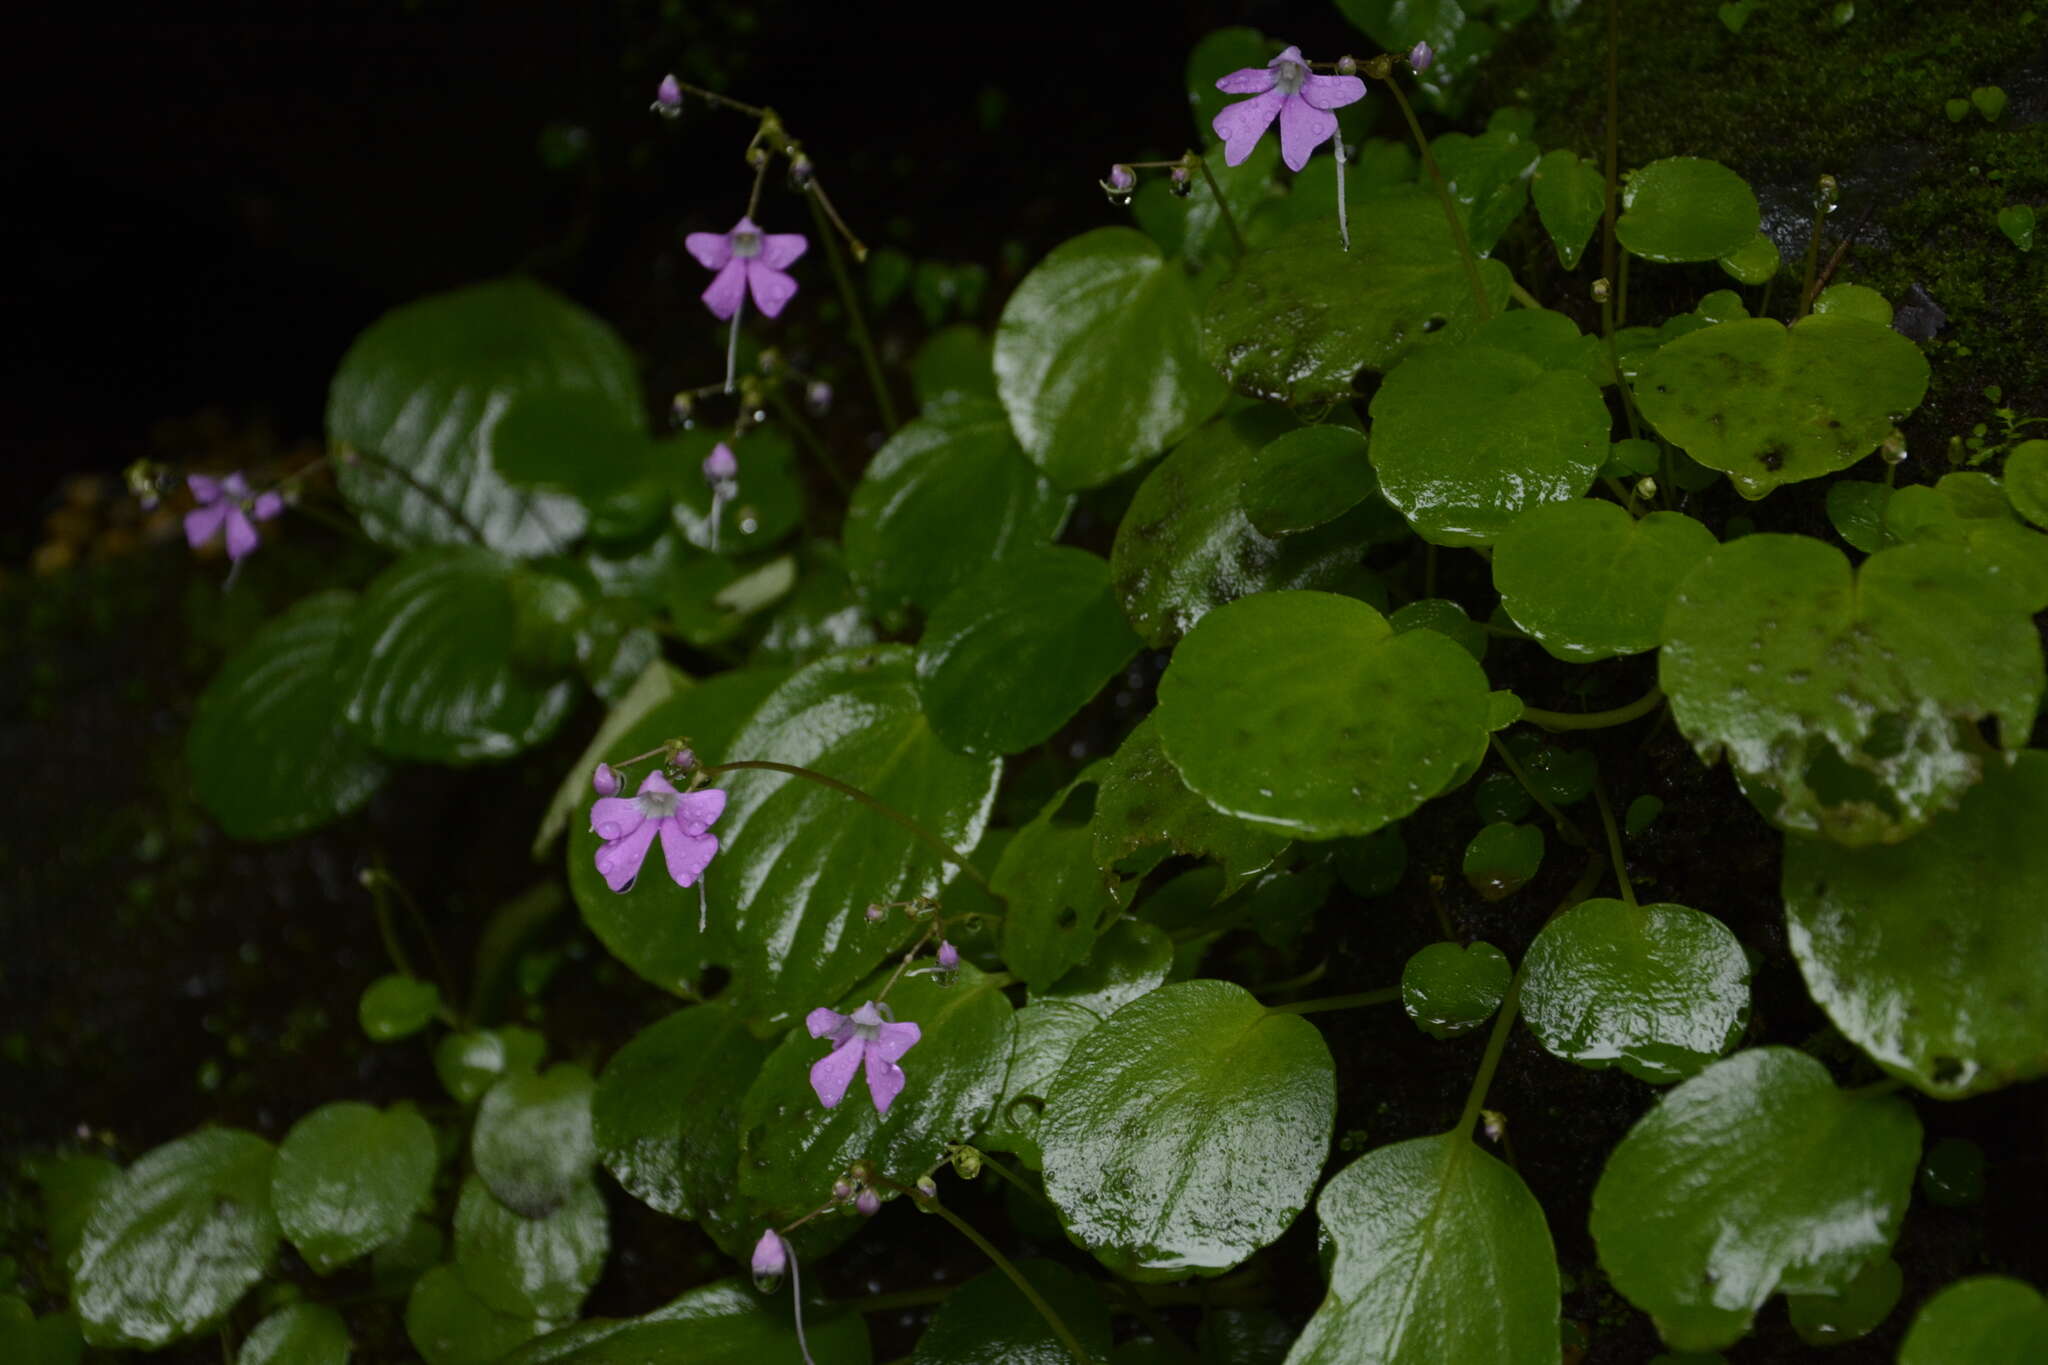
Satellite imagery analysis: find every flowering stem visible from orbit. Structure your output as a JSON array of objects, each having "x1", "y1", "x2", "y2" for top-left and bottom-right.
[
  {"x1": 1334, "y1": 136, "x2": 1351, "y2": 251},
  {"x1": 806, "y1": 190, "x2": 899, "y2": 432},
  {"x1": 874, "y1": 924, "x2": 941, "y2": 1002},
  {"x1": 661, "y1": 77, "x2": 767, "y2": 119},
  {"x1": 1268, "y1": 987, "x2": 1401, "y2": 1016},
  {"x1": 974, "y1": 1153, "x2": 1062, "y2": 1221},
  {"x1": 1380, "y1": 77, "x2": 1490, "y2": 321},
  {"x1": 1193, "y1": 155, "x2": 1247, "y2": 258},
  {"x1": 1592, "y1": 780, "x2": 1637, "y2": 909},
  {"x1": 1519, "y1": 686, "x2": 1664, "y2": 732},
  {"x1": 787, "y1": 1239, "x2": 817, "y2": 1365},
  {"x1": 1487, "y1": 736, "x2": 1588, "y2": 848},
  {"x1": 361, "y1": 863, "x2": 464, "y2": 1028},
  {"x1": 703, "y1": 760, "x2": 1000, "y2": 902},
  {"x1": 745, "y1": 141, "x2": 772, "y2": 219}
]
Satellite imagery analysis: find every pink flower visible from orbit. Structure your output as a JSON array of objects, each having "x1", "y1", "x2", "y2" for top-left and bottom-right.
[
  {"x1": 684, "y1": 216, "x2": 807, "y2": 321},
  {"x1": 1212, "y1": 45, "x2": 1366, "y2": 173},
  {"x1": 184, "y1": 473, "x2": 284, "y2": 562},
  {"x1": 590, "y1": 771, "x2": 725, "y2": 897},
  {"x1": 805, "y1": 1001, "x2": 922, "y2": 1115}
]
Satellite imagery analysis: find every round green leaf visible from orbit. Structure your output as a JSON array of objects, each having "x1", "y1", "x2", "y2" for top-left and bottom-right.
[
  {"x1": 406, "y1": 1264, "x2": 552, "y2": 1365},
  {"x1": 1202, "y1": 198, "x2": 1513, "y2": 405},
  {"x1": 917, "y1": 547, "x2": 1140, "y2": 756},
  {"x1": 1286, "y1": 1135, "x2": 1559, "y2": 1365},
  {"x1": 1040, "y1": 980, "x2": 1334, "y2": 1280},
  {"x1": 1155, "y1": 592, "x2": 1493, "y2": 839},
  {"x1": 1590, "y1": 1047, "x2": 1921, "y2": 1352},
  {"x1": 1400, "y1": 941, "x2": 1510, "y2": 1039},
  {"x1": 981, "y1": 1001, "x2": 1101, "y2": 1170},
  {"x1": 912, "y1": 1259, "x2": 1112, "y2": 1365},
  {"x1": 1615, "y1": 158, "x2": 1760, "y2": 263},
  {"x1": 1811, "y1": 283, "x2": 1893, "y2": 326},
  {"x1": 435, "y1": 1027, "x2": 546, "y2": 1106},
  {"x1": 1633, "y1": 315, "x2": 1931, "y2": 500},
  {"x1": 844, "y1": 397, "x2": 1069, "y2": 613},
  {"x1": 471, "y1": 1064, "x2": 596, "y2": 1218},
  {"x1": 1521, "y1": 899, "x2": 1750, "y2": 1084},
  {"x1": 1460, "y1": 823, "x2": 1543, "y2": 901},
  {"x1": 500, "y1": 1278, "x2": 871, "y2": 1365},
  {"x1": 1787, "y1": 1254, "x2": 1901, "y2": 1346},
  {"x1": 1241, "y1": 424, "x2": 1377, "y2": 537},
  {"x1": 737, "y1": 964, "x2": 1014, "y2": 1226},
  {"x1": 1111, "y1": 409, "x2": 1380, "y2": 648},
  {"x1": 1533, "y1": 148, "x2": 1603, "y2": 269},
  {"x1": 239, "y1": 1303, "x2": 350, "y2": 1365},
  {"x1": 2005, "y1": 440, "x2": 2048, "y2": 529},
  {"x1": 1900, "y1": 1276, "x2": 2048, "y2": 1364},
  {"x1": 1660, "y1": 536, "x2": 2042, "y2": 844},
  {"x1": 273, "y1": 1102, "x2": 437, "y2": 1274},
  {"x1": 330, "y1": 278, "x2": 638, "y2": 556},
  {"x1": 1368, "y1": 342, "x2": 1610, "y2": 546},
  {"x1": 1494, "y1": 501, "x2": 1717, "y2": 662},
  {"x1": 1783, "y1": 751, "x2": 2048, "y2": 1097},
  {"x1": 188, "y1": 590, "x2": 388, "y2": 840},
  {"x1": 1389, "y1": 598, "x2": 1487, "y2": 663},
  {"x1": 453, "y1": 1174, "x2": 606, "y2": 1321},
  {"x1": 1089, "y1": 716, "x2": 1291, "y2": 896},
  {"x1": 341, "y1": 547, "x2": 577, "y2": 762},
  {"x1": 73, "y1": 1129, "x2": 280, "y2": 1350},
  {"x1": 1717, "y1": 233, "x2": 1781, "y2": 286},
  {"x1": 994, "y1": 227, "x2": 1225, "y2": 490},
  {"x1": 358, "y1": 974, "x2": 442, "y2": 1042}
]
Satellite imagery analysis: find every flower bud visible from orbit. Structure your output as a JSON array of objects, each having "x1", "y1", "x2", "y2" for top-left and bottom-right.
[
  {"x1": 702, "y1": 442, "x2": 739, "y2": 484},
  {"x1": 936, "y1": 941, "x2": 960, "y2": 970},
  {"x1": 806, "y1": 380, "x2": 833, "y2": 415},
  {"x1": 670, "y1": 747, "x2": 697, "y2": 775},
  {"x1": 670, "y1": 392, "x2": 694, "y2": 426},
  {"x1": 1634, "y1": 476, "x2": 1659, "y2": 503},
  {"x1": 750, "y1": 1229, "x2": 788, "y2": 1290},
  {"x1": 789, "y1": 155, "x2": 815, "y2": 189},
  {"x1": 1169, "y1": 165, "x2": 1192, "y2": 198},
  {"x1": 1408, "y1": 42, "x2": 1435, "y2": 71},
  {"x1": 865, "y1": 903, "x2": 887, "y2": 923},
  {"x1": 592, "y1": 763, "x2": 621, "y2": 797},
  {"x1": 915, "y1": 1175, "x2": 939, "y2": 1199},
  {"x1": 832, "y1": 1178, "x2": 855, "y2": 1201},
  {"x1": 1336, "y1": 54, "x2": 1359, "y2": 75},
  {"x1": 855, "y1": 1188, "x2": 881, "y2": 1216},
  {"x1": 952, "y1": 1145, "x2": 982, "y2": 1180},
  {"x1": 1591, "y1": 277, "x2": 1612, "y2": 302},
  {"x1": 652, "y1": 75, "x2": 683, "y2": 119},
  {"x1": 1105, "y1": 164, "x2": 1135, "y2": 192}
]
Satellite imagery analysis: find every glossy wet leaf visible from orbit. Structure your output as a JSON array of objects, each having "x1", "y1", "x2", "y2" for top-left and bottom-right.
[
  {"x1": 1899, "y1": 1276, "x2": 2048, "y2": 1364},
  {"x1": 1390, "y1": 598, "x2": 1487, "y2": 664},
  {"x1": 1493, "y1": 501, "x2": 1717, "y2": 661},
  {"x1": 844, "y1": 397, "x2": 1069, "y2": 613},
  {"x1": 1786, "y1": 1254, "x2": 1901, "y2": 1345},
  {"x1": 593, "y1": 1003, "x2": 773, "y2": 1244},
  {"x1": 1615, "y1": 158, "x2": 1760, "y2": 263},
  {"x1": 1783, "y1": 751, "x2": 2048, "y2": 1097},
  {"x1": 435, "y1": 1026, "x2": 546, "y2": 1106},
  {"x1": 918, "y1": 546, "x2": 1140, "y2": 756},
  {"x1": 1037, "y1": 917, "x2": 1173, "y2": 1018},
  {"x1": 1825, "y1": 481, "x2": 1894, "y2": 554},
  {"x1": 1241, "y1": 424, "x2": 1377, "y2": 537},
  {"x1": 1811, "y1": 283, "x2": 1892, "y2": 326},
  {"x1": 1590, "y1": 1047, "x2": 1920, "y2": 1351},
  {"x1": 188, "y1": 591, "x2": 387, "y2": 840},
  {"x1": 1718, "y1": 233, "x2": 1781, "y2": 286},
  {"x1": 1998, "y1": 204, "x2": 2036, "y2": 251},
  {"x1": 1202, "y1": 196, "x2": 1514, "y2": 405},
  {"x1": 273, "y1": 1102, "x2": 436, "y2": 1274},
  {"x1": 1401, "y1": 941, "x2": 1510, "y2": 1039},
  {"x1": 239, "y1": 1303, "x2": 350, "y2": 1365},
  {"x1": 1660, "y1": 536, "x2": 2042, "y2": 844},
  {"x1": 72, "y1": 1129, "x2": 280, "y2": 1350},
  {"x1": 738, "y1": 964, "x2": 1013, "y2": 1225},
  {"x1": 994, "y1": 227, "x2": 1226, "y2": 490},
  {"x1": 501, "y1": 1278, "x2": 870, "y2": 1365},
  {"x1": 980, "y1": 1000, "x2": 1102, "y2": 1170},
  {"x1": 331, "y1": 279, "x2": 636, "y2": 556},
  {"x1": 995, "y1": 774, "x2": 1123, "y2": 991},
  {"x1": 1431, "y1": 128, "x2": 1538, "y2": 256},
  {"x1": 341, "y1": 547, "x2": 577, "y2": 762},
  {"x1": 918, "y1": 1262, "x2": 1112, "y2": 1365},
  {"x1": 2006, "y1": 440, "x2": 2048, "y2": 529},
  {"x1": 487, "y1": 389, "x2": 661, "y2": 541},
  {"x1": 1286, "y1": 1134, "x2": 1558, "y2": 1365},
  {"x1": 1155, "y1": 591, "x2": 1494, "y2": 838},
  {"x1": 1469, "y1": 308, "x2": 1610, "y2": 386},
  {"x1": 453, "y1": 1174, "x2": 606, "y2": 1321},
  {"x1": 1633, "y1": 315, "x2": 1930, "y2": 500},
  {"x1": 1882, "y1": 476, "x2": 2048, "y2": 614},
  {"x1": 1040, "y1": 980, "x2": 1334, "y2": 1280},
  {"x1": 1089, "y1": 716, "x2": 1290, "y2": 897},
  {"x1": 357, "y1": 974, "x2": 441, "y2": 1042},
  {"x1": 1532, "y1": 149, "x2": 1604, "y2": 269},
  {"x1": 1521, "y1": 899, "x2": 1750, "y2": 1084},
  {"x1": 1111, "y1": 408, "x2": 1379, "y2": 648},
  {"x1": 471, "y1": 1064, "x2": 596, "y2": 1218},
  {"x1": 1368, "y1": 341, "x2": 1610, "y2": 546},
  {"x1": 1460, "y1": 823, "x2": 1543, "y2": 901},
  {"x1": 406, "y1": 1264, "x2": 552, "y2": 1364}
]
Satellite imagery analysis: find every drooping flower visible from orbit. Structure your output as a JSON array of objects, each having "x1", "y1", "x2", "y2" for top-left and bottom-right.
[
  {"x1": 591, "y1": 763, "x2": 621, "y2": 797},
  {"x1": 750, "y1": 1228, "x2": 787, "y2": 1289},
  {"x1": 854, "y1": 1188, "x2": 880, "y2": 1217},
  {"x1": 805, "y1": 1001, "x2": 922, "y2": 1115},
  {"x1": 703, "y1": 442, "x2": 739, "y2": 484},
  {"x1": 1102, "y1": 163, "x2": 1135, "y2": 193},
  {"x1": 590, "y1": 770, "x2": 725, "y2": 904},
  {"x1": 1408, "y1": 41, "x2": 1436, "y2": 72},
  {"x1": 652, "y1": 74, "x2": 683, "y2": 117},
  {"x1": 935, "y1": 941, "x2": 960, "y2": 971},
  {"x1": 1212, "y1": 45, "x2": 1366, "y2": 173},
  {"x1": 184, "y1": 473, "x2": 284, "y2": 563},
  {"x1": 684, "y1": 217, "x2": 807, "y2": 321}
]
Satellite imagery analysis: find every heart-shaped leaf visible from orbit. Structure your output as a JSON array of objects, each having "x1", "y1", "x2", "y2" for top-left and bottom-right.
[
  {"x1": 1431, "y1": 128, "x2": 1538, "y2": 256},
  {"x1": 1460, "y1": 823, "x2": 1544, "y2": 901},
  {"x1": 1493, "y1": 501, "x2": 1717, "y2": 662},
  {"x1": 1532, "y1": 149, "x2": 1604, "y2": 269},
  {"x1": 1240, "y1": 422, "x2": 1382, "y2": 538},
  {"x1": 273, "y1": 1102, "x2": 437, "y2": 1273},
  {"x1": 1400, "y1": 941, "x2": 1511, "y2": 1039},
  {"x1": 471, "y1": 1065, "x2": 596, "y2": 1219},
  {"x1": 1615, "y1": 158, "x2": 1760, "y2": 263},
  {"x1": 452, "y1": 1174, "x2": 606, "y2": 1322}
]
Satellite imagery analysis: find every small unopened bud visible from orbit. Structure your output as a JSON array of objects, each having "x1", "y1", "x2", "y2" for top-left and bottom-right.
[
  {"x1": 1105, "y1": 164, "x2": 1135, "y2": 192},
  {"x1": 855, "y1": 1188, "x2": 880, "y2": 1217},
  {"x1": 670, "y1": 392, "x2": 694, "y2": 426},
  {"x1": 702, "y1": 442, "x2": 739, "y2": 484},
  {"x1": 1880, "y1": 428, "x2": 1908, "y2": 465},
  {"x1": 1634, "y1": 476, "x2": 1658, "y2": 503},
  {"x1": 670, "y1": 746, "x2": 696, "y2": 773},
  {"x1": 789, "y1": 155, "x2": 815, "y2": 189},
  {"x1": 915, "y1": 1175, "x2": 939, "y2": 1199},
  {"x1": 592, "y1": 763, "x2": 621, "y2": 797},
  {"x1": 805, "y1": 380, "x2": 833, "y2": 415},
  {"x1": 832, "y1": 1178, "x2": 854, "y2": 1201},
  {"x1": 1170, "y1": 165, "x2": 1192, "y2": 198},
  {"x1": 652, "y1": 75, "x2": 683, "y2": 119},
  {"x1": 865, "y1": 904, "x2": 886, "y2": 923},
  {"x1": 1481, "y1": 1109, "x2": 1507, "y2": 1144},
  {"x1": 1336, "y1": 54, "x2": 1359, "y2": 75},
  {"x1": 1408, "y1": 41, "x2": 1435, "y2": 72},
  {"x1": 1592, "y1": 278, "x2": 1612, "y2": 302},
  {"x1": 750, "y1": 1229, "x2": 787, "y2": 1290},
  {"x1": 936, "y1": 941, "x2": 960, "y2": 970},
  {"x1": 952, "y1": 1145, "x2": 982, "y2": 1179}
]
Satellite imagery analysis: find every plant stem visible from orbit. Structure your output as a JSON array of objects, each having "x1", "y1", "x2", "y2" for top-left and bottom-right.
[
  {"x1": 1268, "y1": 987, "x2": 1402, "y2": 1016},
  {"x1": 807, "y1": 190, "x2": 899, "y2": 433},
  {"x1": 1797, "y1": 178, "x2": 1831, "y2": 320},
  {"x1": 1507, "y1": 280, "x2": 1543, "y2": 309},
  {"x1": 909, "y1": 1189, "x2": 1101, "y2": 1365},
  {"x1": 1488, "y1": 736, "x2": 1588, "y2": 847},
  {"x1": 1382, "y1": 77, "x2": 1490, "y2": 321},
  {"x1": 1593, "y1": 780, "x2": 1636, "y2": 909},
  {"x1": 1596, "y1": 0, "x2": 1643, "y2": 442},
  {"x1": 1520, "y1": 686, "x2": 1664, "y2": 732},
  {"x1": 1194, "y1": 154, "x2": 1246, "y2": 258}
]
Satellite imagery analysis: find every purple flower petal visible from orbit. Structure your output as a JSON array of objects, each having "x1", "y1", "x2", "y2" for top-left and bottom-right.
[
  {"x1": 684, "y1": 231, "x2": 733, "y2": 271},
  {"x1": 702, "y1": 259, "x2": 748, "y2": 320},
  {"x1": 809, "y1": 1037, "x2": 864, "y2": 1109},
  {"x1": 187, "y1": 474, "x2": 224, "y2": 504},
  {"x1": 637, "y1": 770, "x2": 679, "y2": 798},
  {"x1": 675, "y1": 787, "x2": 727, "y2": 836},
  {"x1": 1300, "y1": 72, "x2": 1367, "y2": 111},
  {"x1": 251, "y1": 490, "x2": 285, "y2": 521},
  {"x1": 1212, "y1": 87, "x2": 1286, "y2": 167},
  {"x1": 184, "y1": 503, "x2": 228, "y2": 549},
  {"x1": 223, "y1": 508, "x2": 260, "y2": 561},
  {"x1": 1214, "y1": 65, "x2": 1277, "y2": 95},
  {"x1": 658, "y1": 823, "x2": 718, "y2": 888},
  {"x1": 1268, "y1": 44, "x2": 1307, "y2": 69},
  {"x1": 595, "y1": 819, "x2": 660, "y2": 893},
  {"x1": 1277, "y1": 95, "x2": 1339, "y2": 172},
  {"x1": 863, "y1": 1051, "x2": 907, "y2": 1114},
  {"x1": 758, "y1": 233, "x2": 807, "y2": 271},
  {"x1": 806, "y1": 1006, "x2": 851, "y2": 1040},
  {"x1": 868, "y1": 1019, "x2": 922, "y2": 1065},
  {"x1": 746, "y1": 264, "x2": 800, "y2": 320},
  {"x1": 589, "y1": 795, "x2": 643, "y2": 841}
]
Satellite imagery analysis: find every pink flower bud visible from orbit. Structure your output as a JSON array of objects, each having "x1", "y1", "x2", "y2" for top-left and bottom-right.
[
  {"x1": 1408, "y1": 41, "x2": 1435, "y2": 71},
  {"x1": 865, "y1": 904, "x2": 886, "y2": 923},
  {"x1": 915, "y1": 1175, "x2": 939, "y2": 1199},
  {"x1": 652, "y1": 74, "x2": 683, "y2": 118},
  {"x1": 1170, "y1": 165, "x2": 1192, "y2": 198},
  {"x1": 855, "y1": 1188, "x2": 880, "y2": 1216},
  {"x1": 806, "y1": 380, "x2": 833, "y2": 415},
  {"x1": 592, "y1": 763, "x2": 621, "y2": 797},
  {"x1": 703, "y1": 442, "x2": 739, "y2": 484},
  {"x1": 832, "y1": 1178, "x2": 855, "y2": 1201},
  {"x1": 750, "y1": 1229, "x2": 787, "y2": 1289},
  {"x1": 1102, "y1": 164, "x2": 1136, "y2": 196},
  {"x1": 936, "y1": 941, "x2": 960, "y2": 970}
]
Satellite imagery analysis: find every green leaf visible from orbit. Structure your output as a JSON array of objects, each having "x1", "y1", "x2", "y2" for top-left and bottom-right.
[
  {"x1": 1632, "y1": 315, "x2": 1930, "y2": 500},
  {"x1": 358, "y1": 974, "x2": 442, "y2": 1042},
  {"x1": 435, "y1": 1027, "x2": 546, "y2": 1105},
  {"x1": 1469, "y1": 308, "x2": 1611, "y2": 387},
  {"x1": 238, "y1": 1303, "x2": 351, "y2": 1365},
  {"x1": 1135, "y1": 141, "x2": 1280, "y2": 274},
  {"x1": 917, "y1": 546, "x2": 1140, "y2": 756},
  {"x1": 1431, "y1": 129, "x2": 1538, "y2": 257},
  {"x1": 1615, "y1": 158, "x2": 1760, "y2": 263},
  {"x1": 1037, "y1": 917, "x2": 1174, "y2": 1018},
  {"x1": 1811, "y1": 283, "x2": 1893, "y2": 326},
  {"x1": 1155, "y1": 591, "x2": 1494, "y2": 838},
  {"x1": 593, "y1": 1003, "x2": 775, "y2": 1245},
  {"x1": 1786, "y1": 1254, "x2": 1901, "y2": 1345},
  {"x1": 2007, "y1": 440, "x2": 2048, "y2": 530},
  {"x1": 1590, "y1": 1047, "x2": 1920, "y2": 1351},
  {"x1": 406, "y1": 1264, "x2": 552, "y2": 1364},
  {"x1": 1998, "y1": 204, "x2": 2036, "y2": 252},
  {"x1": 1521, "y1": 900, "x2": 1750, "y2": 1083},
  {"x1": 1390, "y1": 597, "x2": 1488, "y2": 663},
  {"x1": 996, "y1": 773, "x2": 1126, "y2": 990},
  {"x1": 487, "y1": 390, "x2": 662, "y2": 542},
  {"x1": 1717, "y1": 233, "x2": 1780, "y2": 286},
  {"x1": 1783, "y1": 751, "x2": 2048, "y2": 1097},
  {"x1": 1400, "y1": 941, "x2": 1510, "y2": 1039},
  {"x1": 1532, "y1": 149, "x2": 1604, "y2": 269},
  {"x1": 1202, "y1": 197, "x2": 1513, "y2": 405},
  {"x1": 341, "y1": 547, "x2": 577, "y2": 762},
  {"x1": 912, "y1": 324, "x2": 998, "y2": 406},
  {"x1": 1900, "y1": 1276, "x2": 2048, "y2": 1364},
  {"x1": 500, "y1": 1279, "x2": 870, "y2": 1365},
  {"x1": 1881, "y1": 477, "x2": 2048, "y2": 612},
  {"x1": 452, "y1": 1174, "x2": 606, "y2": 1321},
  {"x1": 1659, "y1": 536, "x2": 2043, "y2": 844},
  {"x1": 1460, "y1": 823, "x2": 1543, "y2": 901},
  {"x1": 188, "y1": 590, "x2": 388, "y2": 840},
  {"x1": 72, "y1": 1129, "x2": 280, "y2": 1350},
  {"x1": 912, "y1": 1259, "x2": 1113, "y2": 1365},
  {"x1": 737, "y1": 964, "x2": 1014, "y2": 1226},
  {"x1": 994, "y1": 227, "x2": 1226, "y2": 490},
  {"x1": 981, "y1": 1001, "x2": 1101, "y2": 1170},
  {"x1": 330, "y1": 278, "x2": 639, "y2": 556},
  {"x1": 1332, "y1": 0, "x2": 1497, "y2": 103},
  {"x1": 1332, "y1": 826, "x2": 1407, "y2": 897},
  {"x1": 1089, "y1": 715, "x2": 1291, "y2": 896},
  {"x1": 0, "y1": 1311, "x2": 83, "y2": 1365},
  {"x1": 1241, "y1": 424, "x2": 1378, "y2": 537},
  {"x1": 31, "y1": 1154, "x2": 118, "y2": 1270},
  {"x1": 471, "y1": 1064, "x2": 596, "y2": 1218},
  {"x1": 533, "y1": 659, "x2": 690, "y2": 857},
  {"x1": 1493, "y1": 501, "x2": 1717, "y2": 662},
  {"x1": 1111, "y1": 409, "x2": 1380, "y2": 648},
  {"x1": 844, "y1": 397, "x2": 1069, "y2": 614},
  {"x1": 1040, "y1": 980, "x2": 1334, "y2": 1280},
  {"x1": 1286, "y1": 1135, "x2": 1559, "y2": 1364},
  {"x1": 273, "y1": 1102, "x2": 437, "y2": 1273},
  {"x1": 752, "y1": 544, "x2": 882, "y2": 668},
  {"x1": 1824, "y1": 481, "x2": 1894, "y2": 554}
]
